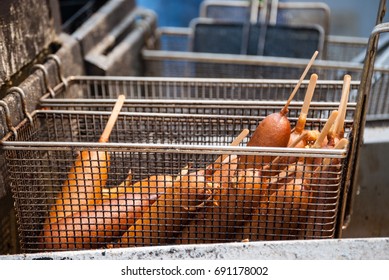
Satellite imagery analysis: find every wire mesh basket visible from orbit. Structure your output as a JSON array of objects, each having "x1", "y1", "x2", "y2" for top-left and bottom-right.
[
  {"x1": 189, "y1": 18, "x2": 325, "y2": 58},
  {"x1": 2, "y1": 5, "x2": 386, "y2": 255},
  {"x1": 199, "y1": 0, "x2": 367, "y2": 61},
  {"x1": 39, "y1": 76, "x2": 359, "y2": 115},
  {"x1": 142, "y1": 28, "x2": 389, "y2": 122},
  {"x1": 2, "y1": 100, "x2": 354, "y2": 252},
  {"x1": 142, "y1": 46, "x2": 360, "y2": 80}
]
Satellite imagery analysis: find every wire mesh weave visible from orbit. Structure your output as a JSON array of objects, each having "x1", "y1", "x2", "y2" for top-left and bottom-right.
[
  {"x1": 40, "y1": 77, "x2": 359, "y2": 116},
  {"x1": 141, "y1": 30, "x2": 389, "y2": 121},
  {"x1": 2, "y1": 101, "x2": 353, "y2": 252},
  {"x1": 200, "y1": 0, "x2": 366, "y2": 61}
]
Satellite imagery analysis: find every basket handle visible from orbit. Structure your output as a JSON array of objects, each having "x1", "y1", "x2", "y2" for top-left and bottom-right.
[
  {"x1": 340, "y1": 20, "x2": 389, "y2": 234},
  {"x1": 31, "y1": 63, "x2": 55, "y2": 98},
  {"x1": 6, "y1": 87, "x2": 33, "y2": 125},
  {"x1": 46, "y1": 54, "x2": 68, "y2": 91},
  {"x1": 376, "y1": 0, "x2": 386, "y2": 25},
  {"x1": 0, "y1": 100, "x2": 18, "y2": 140}
]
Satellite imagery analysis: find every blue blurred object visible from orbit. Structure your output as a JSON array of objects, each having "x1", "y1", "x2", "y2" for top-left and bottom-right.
[
  {"x1": 136, "y1": 0, "x2": 203, "y2": 27},
  {"x1": 191, "y1": 20, "x2": 323, "y2": 58}
]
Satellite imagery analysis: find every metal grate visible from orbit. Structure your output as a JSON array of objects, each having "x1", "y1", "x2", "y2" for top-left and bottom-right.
[
  {"x1": 141, "y1": 29, "x2": 389, "y2": 121},
  {"x1": 2, "y1": 105, "x2": 353, "y2": 252},
  {"x1": 143, "y1": 28, "x2": 365, "y2": 79},
  {"x1": 40, "y1": 77, "x2": 359, "y2": 116},
  {"x1": 325, "y1": 36, "x2": 368, "y2": 63},
  {"x1": 2, "y1": 6, "x2": 385, "y2": 256},
  {"x1": 199, "y1": 0, "x2": 367, "y2": 61},
  {"x1": 190, "y1": 19, "x2": 324, "y2": 58}
]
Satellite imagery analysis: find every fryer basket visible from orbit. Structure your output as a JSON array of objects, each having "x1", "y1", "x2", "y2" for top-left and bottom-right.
[
  {"x1": 2, "y1": 107, "x2": 352, "y2": 252},
  {"x1": 141, "y1": 25, "x2": 389, "y2": 121},
  {"x1": 3, "y1": 4, "x2": 388, "y2": 255},
  {"x1": 39, "y1": 76, "x2": 359, "y2": 117}
]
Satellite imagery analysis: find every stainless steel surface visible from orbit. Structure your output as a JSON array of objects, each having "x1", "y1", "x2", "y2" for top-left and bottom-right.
[
  {"x1": 341, "y1": 22, "x2": 389, "y2": 236},
  {"x1": 343, "y1": 12, "x2": 388, "y2": 235},
  {"x1": 84, "y1": 8, "x2": 157, "y2": 76},
  {"x1": 326, "y1": 35, "x2": 368, "y2": 63},
  {"x1": 70, "y1": 0, "x2": 136, "y2": 55},
  {"x1": 343, "y1": 133, "x2": 389, "y2": 238}
]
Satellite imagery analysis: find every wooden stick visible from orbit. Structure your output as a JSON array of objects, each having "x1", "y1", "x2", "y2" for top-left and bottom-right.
[
  {"x1": 280, "y1": 51, "x2": 319, "y2": 115},
  {"x1": 99, "y1": 94, "x2": 125, "y2": 143},
  {"x1": 332, "y1": 75, "x2": 351, "y2": 137},
  {"x1": 334, "y1": 138, "x2": 349, "y2": 150},
  {"x1": 267, "y1": 131, "x2": 309, "y2": 168},
  {"x1": 301, "y1": 74, "x2": 318, "y2": 115},
  {"x1": 236, "y1": 137, "x2": 349, "y2": 242},
  {"x1": 48, "y1": 94, "x2": 126, "y2": 222},
  {"x1": 211, "y1": 129, "x2": 250, "y2": 167},
  {"x1": 312, "y1": 110, "x2": 338, "y2": 148},
  {"x1": 295, "y1": 73, "x2": 318, "y2": 133}
]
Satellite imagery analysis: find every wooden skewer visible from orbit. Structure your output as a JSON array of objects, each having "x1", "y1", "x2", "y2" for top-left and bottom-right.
[
  {"x1": 294, "y1": 73, "x2": 318, "y2": 133},
  {"x1": 99, "y1": 94, "x2": 126, "y2": 143},
  {"x1": 211, "y1": 128, "x2": 250, "y2": 166},
  {"x1": 312, "y1": 110, "x2": 338, "y2": 148},
  {"x1": 332, "y1": 75, "x2": 351, "y2": 138},
  {"x1": 280, "y1": 51, "x2": 319, "y2": 116},
  {"x1": 268, "y1": 131, "x2": 309, "y2": 168},
  {"x1": 334, "y1": 138, "x2": 349, "y2": 150},
  {"x1": 48, "y1": 94, "x2": 126, "y2": 222}
]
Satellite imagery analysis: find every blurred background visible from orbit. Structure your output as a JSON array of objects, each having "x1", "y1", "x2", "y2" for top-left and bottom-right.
[{"x1": 133, "y1": 0, "x2": 388, "y2": 37}]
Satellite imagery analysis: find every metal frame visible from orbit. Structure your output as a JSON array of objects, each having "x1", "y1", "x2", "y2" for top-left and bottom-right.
[
  {"x1": 187, "y1": 17, "x2": 325, "y2": 57},
  {"x1": 200, "y1": 0, "x2": 331, "y2": 33},
  {"x1": 39, "y1": 76, "x2": 359, "y2": 117},
  {"x1": 2, "y1": 106, "x2": 352, "y2": 251},
  {"x1": 0, "y1": 0, "x2": 386, "y2": 256},
  {"x1": 141, "y1": 28, "x2": 389, "y2": 122},
  {"x1": 342, "y1": 22, "x2": 389, "y2": 234},
  {"x1": 200, "y1": 0, "x2": 333, "y2": 58},
  {"x1": 3, "y1": 73, "x2": 360, "y2": 251}
]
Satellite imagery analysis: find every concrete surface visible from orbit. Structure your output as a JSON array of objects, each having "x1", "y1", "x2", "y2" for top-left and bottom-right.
[{"x1": 0, "y1": 238, "x2": 388, "y2": 260}]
